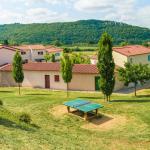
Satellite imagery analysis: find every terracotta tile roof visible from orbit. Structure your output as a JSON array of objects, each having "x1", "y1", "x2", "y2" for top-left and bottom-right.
[
  {"x1": 0, "y1": 45, "x2": 23, "y2": 52},
  {"x1": 45, "y1": 46, "x2": 63, "y2": 53},
  {"x1": 113, "y1": 45, "x2": 150, "y2": 56},
  {"x1": 13, "y1": 44, "x2": 63, "y2": 53},
  {"x1": 0, "y1": 63, "x2": 99, "y2": 74},
  {"x1": 13, "y1": 45, "x2": 46, "y2": 51}
]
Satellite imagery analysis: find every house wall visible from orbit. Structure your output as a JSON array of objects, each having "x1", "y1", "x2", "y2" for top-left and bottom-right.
[
  {"x1": 0, "y1": 48, "x2": 16, "y2": 65},
  {"x1": 90, "y1": 59, "x2": 98, "y2": 65},
  {"x1": 30, "y1": 50, "x2": 47, "y2": 61},
  {"x1": 21, "y1": 51, "x2": 30, "y2": 62},
  {"x1": 0, "y1": 72, "x2": 17, "y2": 87},
  {"x1": 128, "y1": 53, "x2": 150, "y2": 65},
  {"x1": 0, "y1": 70, "x2": 125, "y2": 91},
  {"x1": 22, "y1": 71, "x2": 67, "y2": 90},
  {"x1": 113, "y1": 51, "x2": 128, "y2": 68},
  {"x1": 68, "y1": 74, "x2": 96, "y2": 91}
]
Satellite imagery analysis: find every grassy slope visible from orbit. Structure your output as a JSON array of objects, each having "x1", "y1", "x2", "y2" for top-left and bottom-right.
[{"x1": 0, "y1": 87, "x2": 150, "y2": 150}]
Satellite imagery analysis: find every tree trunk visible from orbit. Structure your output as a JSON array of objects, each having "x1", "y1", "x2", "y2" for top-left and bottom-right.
[
  {"x1": 18, "y1": 83, "x2": 20, "y2": 95},
  {"x1": 106, "y1": 96, "x2": 108, "y2": 102},
  {"x1": 67, "y1": 83, "x2": 68, "y2": 97},
  {"x1": 134, "y1": 83, "x2": 137, "y2": 96},
  {"x1": 104, "y1": 94, "x2": 106, "y2": 102}
]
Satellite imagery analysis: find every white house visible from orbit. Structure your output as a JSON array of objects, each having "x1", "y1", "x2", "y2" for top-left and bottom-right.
[{"x1": 91, "y1": 45, "x2": 150, "y2": 67}]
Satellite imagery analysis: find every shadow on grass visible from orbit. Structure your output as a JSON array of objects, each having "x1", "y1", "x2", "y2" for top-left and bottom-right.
[
  {"x1": 0, "y1": 91, "x2": 14, "y2": 93},
  {"x1": 88, "y1": 115, "x2": 113, "y2": 125},
  {"x1": 136, "y1": 95, "x2": 150, "y2": 98},
  {"x1": 78, "y1": 96, "x2": 103, "y2": 100},
  {"x1": 0, "y1": 117, "x2": 39, "y2": 132},
  {"x1": 111, "y1": 99, "x2": 150, "y2": 103},
  {"x1": 71, "y1": 111, "x2": 112, "y2": 125},
  {"x1": 26, "y1": 93, "x2": 51, "y2": 96}
]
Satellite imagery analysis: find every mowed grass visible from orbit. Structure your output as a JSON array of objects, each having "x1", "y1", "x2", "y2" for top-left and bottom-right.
[{"x1": 0, "y1": 87, "x2": 150, "y2": 150}]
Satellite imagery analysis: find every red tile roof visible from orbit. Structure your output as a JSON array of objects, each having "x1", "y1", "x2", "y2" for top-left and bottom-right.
[
  {"x1": 13, "y1": 45, "x2": 63, "y2": 53},
  {"x1": 0, "y1": 45, "x2": 23, "y2": 52},
  {"x1": 113, "y1": 45, "x2": 150, "y2": 56},
  {"x1": 14, "y1": 45, "x2": 46, "y2": 51},
  {"x1": 45, "y1": 46, "x2": 63, "y2": 53},
  {"x1": 0, "y1": 63, "x2": 99, "y2": 74}
]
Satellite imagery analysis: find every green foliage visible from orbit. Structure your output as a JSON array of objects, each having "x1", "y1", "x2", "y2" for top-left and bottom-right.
[
  {"x1": 51, "y1": 54, "x2": 56, "y2": 62},
  {"x1": 118, "y1": 62, "x2": 150, "y2": 96},
  {"x1": 142, "y1": 42, "x2": 150, "y2": 47},
  {"x1": 63, "y1": 48, "x2": 70, "y2": 53},
  {"x1": 71, "y1": 53, "x2": 90, "y2": 64},
  {"x1": 12, "y1": 51, "x2": 24, "y2": 95},
  {"x1": 44, "y1": 52, "x2": 51, "y2": 62},
  {"x1": 97, "y1": 32, "x2": 115, "y2": 101},
  {"x1": 53, "y1": 40, "x2": 62, "y2": 46},
  {"x1": 19, "y1": 113, "x2": 31, "y2": 124},
  {"x1": 61, "y1": 54, "x2": 73, "y2": 97},
  {"x1": 3, "y1": 39, "x2": 9, "y2": 45},
  {"x1": 120, "y1": 41, "x2": 128, "y2": 46},
  {"x1": 0, "y1": 99, "x2": 3, "y2": 106},
  {"x1": 0, "y1": 20, "x2": 149, "y2": 45}
]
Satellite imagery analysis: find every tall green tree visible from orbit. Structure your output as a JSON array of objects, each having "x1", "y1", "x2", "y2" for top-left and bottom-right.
[
  {"x1": 3, "y1": 40, "x2": 9, "y2": 45},
  {"x1": 61, "y1": 54, "x2": 73, "y2": 97},
  {"x1": 97, "y1": 32, "x2": 115, "y2": 102},
  {"x1": 12, "y1": 51, "x2": 24, "y2": 95},
  {"x1": 44, "y1": 52, "x2": 51, "y2": 62},
  {"x1": 51, "y1": 54, "x2": 56, "y2": 62},
  {"x1": 118, "y1": 62, "x2": 150, "y2": 96}
]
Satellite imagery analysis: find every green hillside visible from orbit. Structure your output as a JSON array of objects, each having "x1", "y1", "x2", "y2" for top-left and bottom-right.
[{"x1": 0, "y1": 20, "x2": 149, "y2": 45}]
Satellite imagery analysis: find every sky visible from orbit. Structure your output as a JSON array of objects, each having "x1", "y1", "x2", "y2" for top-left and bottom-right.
[{"x1": 0, "y1": 0, "x2": 150, "y2": 28}]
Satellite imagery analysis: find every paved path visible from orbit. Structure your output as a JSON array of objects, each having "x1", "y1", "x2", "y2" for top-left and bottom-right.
[{"x1": 115, "y1": 82, "x2": 150, "y2": 94}]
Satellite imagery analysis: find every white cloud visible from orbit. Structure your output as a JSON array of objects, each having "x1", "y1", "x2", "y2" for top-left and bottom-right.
[
  {"x1": 73, "y1": 0, "x2": 150, "y2": 28},
  {"x1": 0, "y1": 7, "x2": 70, "y2": 24},
  {"x1": 0, "y1": 0, "x2": 149, "y2": 28}
]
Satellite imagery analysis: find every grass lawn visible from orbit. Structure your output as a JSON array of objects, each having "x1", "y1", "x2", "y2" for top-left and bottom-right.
[{"x1": 0, "y1": 87, "x2": 150, "y2": 150}]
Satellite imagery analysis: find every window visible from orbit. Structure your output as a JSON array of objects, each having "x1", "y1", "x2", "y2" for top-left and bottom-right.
[
  {"x1": 38, "y1": 51, "x2": 43, "y2": 55},
  {"x1": 54, "y1": 75, "x2": 60, "y2": 82},
  {"x1": 21, "y1": 52, "x2": 26, "y2": 55},
  {"x1": 130, "y1": 58, "x2": 133, "y2": 63},
  {"x1": 55, "y1": 53, "x2": 60, "y2": 57},
  {"x1": 23, "y1": 59, "x2": 28, "y2": 64},
  {"x1": 148, "y1": 55, "x2": 150, "y2": 61}
]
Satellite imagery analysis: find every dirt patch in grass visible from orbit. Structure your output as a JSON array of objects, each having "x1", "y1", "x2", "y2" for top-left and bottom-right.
[
  {"x1": 50, "y1": 105, "x2": 68, "y2": 117},
  {"x1": 50, "y1": 105, "x2": 127, "y2": 131},
  {"x1": 82, "y1": 114, "x2": 127, "y2": 131}
]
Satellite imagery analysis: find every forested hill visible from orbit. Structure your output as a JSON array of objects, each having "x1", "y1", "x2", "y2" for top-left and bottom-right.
[{"x1": 0, "y1": 20, "x2": 150, "y2": 45}]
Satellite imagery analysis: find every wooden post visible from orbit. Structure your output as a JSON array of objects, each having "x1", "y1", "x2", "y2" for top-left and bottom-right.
[
  {"x1": 84, "y1": 112, "x2": 87, "y2": 121},
  {"x1": 67, "y1": 106, "x2": 70, "y2": 113},
  {"x1": 96, "y1": 109, "x2": 98, "y2": 116}
]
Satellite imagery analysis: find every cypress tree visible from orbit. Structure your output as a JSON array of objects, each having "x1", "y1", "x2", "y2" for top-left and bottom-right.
[
  {"x1": 97, "y1": 32, "x2": 115, "y2": 102},
  {"x1": 12, "y1": 51, "x2": 24, "y2": 95},
  {"x1": 61, "y1": 54, "x2": 73, "y2": 97}
]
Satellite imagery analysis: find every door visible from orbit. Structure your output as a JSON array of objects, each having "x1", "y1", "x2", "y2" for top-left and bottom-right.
[
  {"x1": 95, "y1": 76, "x2": 100, "y2": 91},
  {"x1": 45, "y1": 75, "x2": 50, "y2": 89}
]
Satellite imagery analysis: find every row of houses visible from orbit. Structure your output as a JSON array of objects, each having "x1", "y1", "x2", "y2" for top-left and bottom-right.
[
  {"x1": 0, "y1": 44, "x2": 150, "y2": 91},
  {"x1": 0, "y1": 44, "x2": 63, "y2": 66}
]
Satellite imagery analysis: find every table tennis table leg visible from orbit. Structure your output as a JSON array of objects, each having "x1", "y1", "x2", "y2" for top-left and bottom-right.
[
  {"x1": 67, "y1": 106, "x2": 70, "y2": 113},
  {"x1": 84, "y1": 112, "x2": 87, "y2": 120},
  {"x1": 96, "y1": 109, "x2": 98, "y2": 116}
]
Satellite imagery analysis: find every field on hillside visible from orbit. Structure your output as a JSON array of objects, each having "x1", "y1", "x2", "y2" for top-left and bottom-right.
[{"x1": 0, "y1": 88, "x2": 150, "y2": 150}]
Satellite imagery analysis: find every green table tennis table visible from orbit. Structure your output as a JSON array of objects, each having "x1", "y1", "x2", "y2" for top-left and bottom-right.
[{"x1": 64, "y1": 99, "x2": 104, "y2": 120}]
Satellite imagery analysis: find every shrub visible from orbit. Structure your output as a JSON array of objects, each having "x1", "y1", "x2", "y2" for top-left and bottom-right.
[
  {"x1": 19, "y1": 113, "x2": 31, "y2": 124},
  {"x1": 0, "y1": 100, "x2": 3, "y2": 106}
]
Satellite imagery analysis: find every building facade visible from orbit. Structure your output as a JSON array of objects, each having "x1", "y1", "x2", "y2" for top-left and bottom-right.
[
  {"x1": 0, "y1": 63, "x2": 124, "y2": 91},
  {"x1": 91, "y1": 45, "x2": 150, "y2": 68}
]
